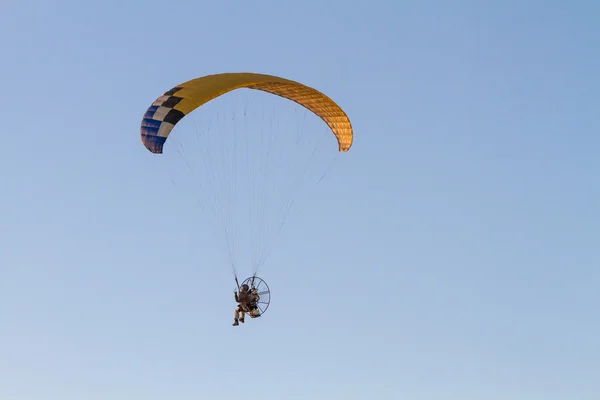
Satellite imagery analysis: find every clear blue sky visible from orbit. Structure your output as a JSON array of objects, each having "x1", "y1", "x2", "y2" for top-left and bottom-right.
[{"x1": 1, "y1": 1, "x2": 599, "y2": 399}]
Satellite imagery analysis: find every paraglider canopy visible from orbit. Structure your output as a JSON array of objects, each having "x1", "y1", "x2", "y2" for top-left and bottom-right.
[{"x1": 140, "y1": 72, "x2": 353, "y2": 154}]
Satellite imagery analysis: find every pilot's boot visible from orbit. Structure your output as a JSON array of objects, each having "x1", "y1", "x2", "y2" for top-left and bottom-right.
[{"x1": 232, "y1": 319, "x2": 239, "y2": 326}]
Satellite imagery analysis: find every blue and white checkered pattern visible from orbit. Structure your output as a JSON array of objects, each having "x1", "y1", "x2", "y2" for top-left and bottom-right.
[{"x1": 140, "y1": 86, "x2": 187, "y2": 154}]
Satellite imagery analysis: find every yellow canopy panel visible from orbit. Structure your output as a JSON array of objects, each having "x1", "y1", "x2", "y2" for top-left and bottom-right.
[{"x1": 140, "y1": 72, "x2": 353, "y2": 153}]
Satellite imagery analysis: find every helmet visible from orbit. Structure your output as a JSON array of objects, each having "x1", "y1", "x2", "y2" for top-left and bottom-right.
[{"x1": 241, "y1": 284, "x2": 249, "y2": 291}]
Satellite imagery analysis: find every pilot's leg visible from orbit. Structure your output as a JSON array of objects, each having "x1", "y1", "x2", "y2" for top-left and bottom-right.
[{"x1": 233, "y1": 306, "x2": 241, "y2": 326}]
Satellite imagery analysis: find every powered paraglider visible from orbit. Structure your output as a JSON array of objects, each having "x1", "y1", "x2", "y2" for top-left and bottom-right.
[{"x1": 139, "y1": 72, "x2": 353, "y2": 315}]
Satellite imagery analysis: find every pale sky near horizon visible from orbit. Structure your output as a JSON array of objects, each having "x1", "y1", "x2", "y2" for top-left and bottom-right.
[{"x1": 1, "y1": 1, "x2": 599, "y2": 399}]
